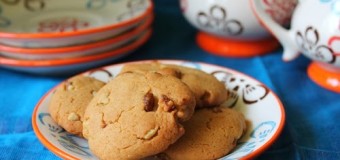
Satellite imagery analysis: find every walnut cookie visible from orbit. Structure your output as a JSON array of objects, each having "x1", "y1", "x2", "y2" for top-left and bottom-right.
[
  {"x1": 163, "y1": 107, "x2": 247, "y2": 160},
  {"x1": 48, "y1": 75, "x2": 106, "y2": 137},
  {"x1": 120, "y1": 62, "x2": 228, "y2": 108},
  {"x1": 83, "y1": 71, "x2": 196, "y2": 160}
]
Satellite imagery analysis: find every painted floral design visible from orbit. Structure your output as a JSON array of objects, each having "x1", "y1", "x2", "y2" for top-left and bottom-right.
[
  {"x1": 37, "y1": 18, "x2": 90, "y2": 33},
  {"x1": 317, "y1": 0, "x2": 340, "y2": 57},
  {"x1": 320, "y1": 0, "x2": 340, "y2": 16},
  {"x1": 296, "y1": 26, "x2": 336, "y2": 64},
  {"x1": 1, "y1": 0, "x2": 45, "y2": 11},
  {"x1": 38, "y1": 113, "x2": 93, "y2": 157},
  {"x1": 197, "y1": 5, "x2": 243, "y2": 35},
  {"x1": 0, "y1": 4, "x2": 10, "y2": 27},
  {"x1": 211, "y1": 70, "x2": 269, "y2": 107},
  {"x1": 86, "y1": 0, "x2": 122, "y2": 9},
  {"x1": 262, "y1": 0, "x2": 297, "y2": 25},
  {"x1": 250, "y1": 121, "x2": 276, "y2": 142},
  {"x1": 242, "y1": 84, "x2": 269, "y2": 105},
  {"x1": 116, "y1": 0, "x2": 147, "y2": 21},
  {"x1": 224, "y1": 121, "x2": 277, "y2": 159},
  {"x1": 224, "y1": 89, "x2": 239, "y2": 108},
  {"x1": 328, "y1": 36, "x2": 340, "y2": 56},
  {"x1": 86, "y1": 0, "x2": 147, "y2": 22}
]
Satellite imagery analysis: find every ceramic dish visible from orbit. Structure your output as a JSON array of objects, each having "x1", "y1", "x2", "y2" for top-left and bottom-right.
[
  {"x1": 32, "y1": 60, "x2": 285, "y2": 159},
  {"x1": 179, "y1": 0, "x2": 296, "y2": 57},
  {"x1": 0, "y1": 15, "x2": 153, "y2": 60},
  {"x1": 0, "y1": 0, "x2": 153, "y2": 47},
  {"x1": 0, "y1": 30, "x2": 151, "y2": 75}
]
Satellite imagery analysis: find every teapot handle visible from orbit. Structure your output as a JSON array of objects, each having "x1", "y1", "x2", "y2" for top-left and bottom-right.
[{"x1": 250, "y1": 0, "x2": 301, "y2": 61}]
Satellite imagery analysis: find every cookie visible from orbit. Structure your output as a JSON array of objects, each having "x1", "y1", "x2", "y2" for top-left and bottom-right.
[
  {"x1": 120, "y1": 62, "x2": 228, "y2": 108},
  {"x1": 83, "y1": 71, "x2": 196, "y2": 160},
  {"x1": 48, "y1": 75, "x2": 106, "y2": 137},
  {"x1": 163, "y1": 107, "x2": 247, "y2": 160}
]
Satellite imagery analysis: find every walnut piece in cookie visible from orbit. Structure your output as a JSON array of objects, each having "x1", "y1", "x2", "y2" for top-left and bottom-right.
[
  {"x1": 83, "y1": 71, "x2": 196, "y2": 160},
  {"x1": 120, "y1": 62, "x2": 228, "y2": 108},
  {"x1": 48, "y1": 75, "x2": 106, "y2": 137}
]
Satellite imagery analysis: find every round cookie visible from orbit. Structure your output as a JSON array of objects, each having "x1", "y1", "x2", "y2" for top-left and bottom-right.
[
  {"x1": 163, "y1": 107, "x2": 247, "y2": 160},
  {"x1": 49, "y1": 75, "x2": 106, "y2": 137},
  {"x1": 83, "y1": 71, "x2": 196, "y2": 160},
  {"x1": 120, "y1": 62, "x2": 228, "y2": 108}
]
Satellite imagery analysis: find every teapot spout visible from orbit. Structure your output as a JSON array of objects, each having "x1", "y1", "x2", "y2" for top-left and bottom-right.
[
  {"x1": 250, "y1": 0, "x2": 301, "y2": 61},
  {"x1": 280, "y1": 32, "x2": 301, "y2": 61},
  {"x1": 282, "y1": 45, "x2": 300, "y2": 61}
]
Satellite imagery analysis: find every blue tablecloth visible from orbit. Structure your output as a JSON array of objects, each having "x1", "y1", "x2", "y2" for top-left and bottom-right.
[{"x1": 0, "y1": 1, "x2": 339, "y2": 160}]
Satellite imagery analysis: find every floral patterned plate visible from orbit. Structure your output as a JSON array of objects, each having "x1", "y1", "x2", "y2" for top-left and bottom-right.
[
  {"x1": 0, "y1": 0, "x2": 153, "y2": 47},
  {"x1": 32, "y1": 60, "x2": 285, "y2": 160}
]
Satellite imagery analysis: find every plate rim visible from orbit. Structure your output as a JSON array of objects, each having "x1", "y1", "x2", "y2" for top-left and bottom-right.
[
  {"x1": 32, "y1": 59, "x2": 286, "y2": 160},
  {"x1": 0, "y1": 15, "x2": 153, "y2": 54},
  {"x1": 0, "y1": 0, "x2": 154, "y2": 39},
  {"x1": 0, "y1": 30, "x2": 152, "y2": 67}
]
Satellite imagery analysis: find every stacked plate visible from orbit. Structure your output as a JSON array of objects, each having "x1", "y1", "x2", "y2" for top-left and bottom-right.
[{"x1": 0, "y1": 0, "x2": 154, "y2": 75}]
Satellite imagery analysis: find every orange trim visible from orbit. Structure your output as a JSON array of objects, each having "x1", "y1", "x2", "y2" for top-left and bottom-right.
[
  {"x1": 0, "y1": 29, "x2": 152, "y2": 67},
  {"x1": 240, "y1": 90, "x2": 285, "y2": 160},
  {"x1": 0, "y1": 0, "x2": 154, "y2": 39},
  {"x1": 0, "y1": 15, "x2": 153, "y2": 54},
  {"x1": 32, "y1": 88, "x2": 80, "y2": 160},
  {"x1": 32, "y1": 60, "x2": 286, "y2": 160},
  {"x1": 196, "y1": 31, "x2": 280, "y2": 58},
  {"x1": 307, "y1": 62, "x2": 340, "y2": 93}
]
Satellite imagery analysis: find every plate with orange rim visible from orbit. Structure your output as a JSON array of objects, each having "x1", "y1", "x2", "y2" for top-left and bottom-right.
[
  {"x1": 0, "y1": 29, "x2": 152, "y2": 76},
  {"x1": 32, "y1": 60, "x2": 285, "y2": 160},
  {"x1": 0, "y1": 0, "x2": 154, "y2": 48}
]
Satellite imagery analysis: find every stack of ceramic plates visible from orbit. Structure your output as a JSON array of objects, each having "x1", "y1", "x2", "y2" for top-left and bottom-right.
[{"x1": 0, "y1": 0, "x2": 154, "y2": 75}]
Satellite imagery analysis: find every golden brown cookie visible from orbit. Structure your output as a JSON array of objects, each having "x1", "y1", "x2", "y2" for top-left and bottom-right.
[
  {"x1": 120, "y1": 62, "x2": 228, "y2": 108},
  {"x1": 163, "y1": 107, "x2": 247, "y2": 160},
  {"x1": 83, "y1": 71, "x2": 196, "y2": 160},
  {"x1": 48, "y1": 75, "x2": 106, "y2": 137}
]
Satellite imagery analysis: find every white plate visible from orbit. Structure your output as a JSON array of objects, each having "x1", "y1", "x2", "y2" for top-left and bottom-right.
[
  {"x1": 0, "y1": 16, "x2": 153, "y2": 60},
  {"x1": 0, "y1": 30, "x2": 151, "y2": 76},
  {"x1": 0, "y1": 0, "x2": 153, "y2": 47},
  {"x1": 32, "y1": 60, "x2": 285, "y2": 160}
]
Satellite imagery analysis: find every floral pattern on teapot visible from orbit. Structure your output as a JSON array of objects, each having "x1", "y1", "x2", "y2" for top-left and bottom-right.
[
  {"x1": 328, "y1": 36, "x2": 340, "y2": 56},
  {"x1": 296, "y1": 26, "x2": 336, "y2": 64},
  {"x1": 251, "y1": 0, "x2": 340, "y2": 64},
  {"x1": 251, "y1": 0, "x2": 340, "y2": 92},
  {"x1": 196, "y1": 5, "x2": 244, "y2": 36}
]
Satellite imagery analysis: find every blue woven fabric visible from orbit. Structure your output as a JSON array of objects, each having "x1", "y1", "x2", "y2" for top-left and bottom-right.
[{"x1": 0, "y1": 0, "x2": 339, "y2": 159}]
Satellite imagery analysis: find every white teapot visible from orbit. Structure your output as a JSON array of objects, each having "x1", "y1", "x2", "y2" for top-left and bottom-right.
[
  {"x1": 251, "y1": 0, "x2": 340, "y2": 92},
  {"x1": 180, "y1": 0, "x2": 297, "y2": 57}
]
